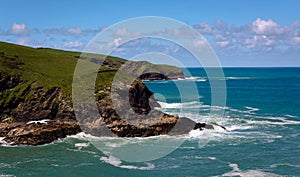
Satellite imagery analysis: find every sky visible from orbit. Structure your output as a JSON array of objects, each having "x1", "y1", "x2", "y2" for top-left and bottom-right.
[{"x1": 1, "y1": 0, "x2": 300, "y2": 67}]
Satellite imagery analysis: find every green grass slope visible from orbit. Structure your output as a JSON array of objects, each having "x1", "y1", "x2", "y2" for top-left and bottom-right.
[
  {"x1": 0, "y1": 42, "x2": 126, "y2": 96},
  {"x1": 0, "y1": 41, "x2": 183, "y2": 106}
]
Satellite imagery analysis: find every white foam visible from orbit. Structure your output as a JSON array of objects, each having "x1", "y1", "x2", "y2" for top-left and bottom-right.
[
  {"x1": 63, "y1": 105, "x2": 287, "y2": 150},
  {"x1": 211, "y1": 124, "x2": 228, "y2": 132},
  {"x1": 188, "y1": 129, "x2": 206, "y2": 138},
  {"x1": 185, "y1": 124, "x2": 284, "y2": 147},
  {"x1": 196, "y1": 79, "x2": 207, "y2": 82},
  {"x1": 270, "y1": 163, "x2": 300, "y2": 168},
  {"x1": 226, "y1": 77, "x2": 253, "y2": 80},
  {"x1": 0, "y1": 137, "x2": 7, "y2": 146},
  {"x1": 187, "y1": 128, "x2": 228, "y2": 143},
  {"x1": 74, "y1": 142, "x2": 90, "y2": 148},
  {"x1": 180, "y1": 76, "x2": 207, "y2": 82},
  {"x1": 284, "y1": 114, "x2": 298, "y2": 118},
  {"x1": 157, "y1": 101, "x2": 201, "y2": 109},
  {"x1": 229, "y1": 163, "x2": 240, "y2": 171},
  {"x1": 66, "y1": 132, "x2": 97, "y2": 140},
  {"x1": 221, "y1": 163, "x2": 281, "y2": 177},
  {"x1": 0, "y1": 175, "x2": 16, "y2": 177},
  {"x1": 100, "y1": 156, "x2": 155, "y2": 170},
  {"x1": 221, "y1": 170, "x2": 281, "y2": 177},
  {"x1": 244, "y1": 106, "x2": 259, "y2": 113},
  {"x1": 226, "y1": 125, "x2": 253, "y2": 131},
  {"x1": 100, "y1": 156, "x2": 121, "y2": 166},
  {"x1": 184, "y1": 76, "x2": 200, "y2": 80},
  {"x1": 227, "y1": 107, "x2": 245, "y2": 113},
  {"x1": 247, "y1": 116, "x2": 300, "y2": 125},
  {"x1": 226, "y1": 106, "x2": 259, "y2": 115},
  {"x1": 157, "y1": 101, "x2": 183, "y2": 109},
  {"x1": 26, "y1": 119, "x2": 52, "y2": 125},
  {"x1": 208, "y1": 157, "x2": 217, "y2": 160},
  {"x1": 0, "y1": 137, "x2": 14, "y2": 147},
  {"x1": 66, "y1": 147, "x2": 97, "y2": 155}
]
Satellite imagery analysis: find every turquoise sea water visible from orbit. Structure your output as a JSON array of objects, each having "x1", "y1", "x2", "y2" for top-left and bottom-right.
[{"x1": 1, "y1": 68, "x2": 300, "y2": 177}]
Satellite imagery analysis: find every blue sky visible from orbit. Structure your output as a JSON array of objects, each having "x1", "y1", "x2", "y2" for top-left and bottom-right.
[{"x1": 1, "y1": 0, "x2": 300, "y2": 67}]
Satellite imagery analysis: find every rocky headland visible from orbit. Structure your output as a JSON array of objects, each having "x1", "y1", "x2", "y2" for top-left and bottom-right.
[{"x1": 0, "y1": 42, "x2": 218, "y2": 145}]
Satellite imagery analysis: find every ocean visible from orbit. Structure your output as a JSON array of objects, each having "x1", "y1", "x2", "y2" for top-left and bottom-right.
[{"x1": 1, "y1": 67, "x2": 300, "y2": 177}]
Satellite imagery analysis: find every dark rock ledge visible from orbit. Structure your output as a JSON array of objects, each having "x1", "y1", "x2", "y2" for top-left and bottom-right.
[{"x1": 0, "y1": 120, "x2": 80, "y2": 145}]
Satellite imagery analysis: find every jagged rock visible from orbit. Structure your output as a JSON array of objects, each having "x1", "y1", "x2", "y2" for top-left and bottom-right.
[
  {"x1": 82, "y1": 81, "x2": 216, "y2": 138},
  {"x1": 1, "y1": 120, "x2": 80, "y2": 145}
]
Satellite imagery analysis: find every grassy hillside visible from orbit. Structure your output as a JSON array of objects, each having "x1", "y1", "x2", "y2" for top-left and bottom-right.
[
  {"x1": 0, "y1": 42, "x2": 126, "y2": 97},
  {"x1": 0, "y1": 42, "x2": 183, "y2": 105},
  {"x1": 0, "y1": 42, "x2": 181, "y2": 92}
]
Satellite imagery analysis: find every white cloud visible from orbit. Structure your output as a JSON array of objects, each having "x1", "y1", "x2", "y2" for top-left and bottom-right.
[
  {"x1": 215, "y1": 34, "x2": 227, "y2": 41},
  {"x1": 63, "y1": 41, "x2": 83, "y2": 48},
  {"x1": 193, "y1": 39, "x2": 207, "y2": 48},
  {"x1": 192, "y1": 18, "x2": 300, "y2": 54},
  {"x1": 44, "y1": 27, "x2": 99, "y2": 36},
  {"x1": 244, "y1": 37, "x2": 256, "y2": 48},
  {"x1": 66, "y1": 27, "x2": 82, "y2": 35},
  {"x1": 217, "y1": 41, "x2": 231, "y2": 48},
  {"x1": 113, "y1": 28, "x2": 142, "y2": 38},
  {"x1": 3, "y1": 18, "x2": 300, "y2": 60},
  {"x1": 261, "y1": 35, "x2": 275, "y2": 46},
  {"x1": 43, "y1": 28, "x2": 60, "y2": 35},
  {"x1": 115, "y1": 28, "x2": 130, "y2": 36},
  {"x1": 251, "y1": 18, "x2": 284, "y2": 35},
  {"x1": 9, "y1": 23, "x2": 30, "y2": 35},
  {"x1": 243, "y1": 35, "x2": 275, "y2": 49},
  {"x1": 193, "y1": 22, "x2": 215, "y2": 35},
  {"x1": 113, "y1": 37, "x2": 122, "y2": 46},
  {"x1": 286, "y1": 37, "x2": 300, "y2": 45}
]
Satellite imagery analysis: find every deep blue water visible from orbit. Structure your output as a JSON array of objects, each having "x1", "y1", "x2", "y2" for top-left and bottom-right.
[{"x1": 1, "y1": 68, "x2": 300, "y2": 177}]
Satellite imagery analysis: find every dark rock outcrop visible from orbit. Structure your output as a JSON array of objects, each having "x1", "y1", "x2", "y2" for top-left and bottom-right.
[
  {"x1": 139, "y1": 73, "x2": 168, "y2": 80},
  {"x1": 0, "y1": 82, "x2": 75, "y2": 122},
  {"x1": 0, "y1": 73, "x2": 22, "y2": 92},
  {"x1": 1, "y1": 120, "x2": 80, "y2": 145},
  {"x1": 78, "y1": 80, "x2": 217, "y2": 138}
]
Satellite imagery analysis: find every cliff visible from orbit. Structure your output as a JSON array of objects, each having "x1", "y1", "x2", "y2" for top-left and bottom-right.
[{"x1": 0, "y1": 42, "x2": 214, "y2": 145}]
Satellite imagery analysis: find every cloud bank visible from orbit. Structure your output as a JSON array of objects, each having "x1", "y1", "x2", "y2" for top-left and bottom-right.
[{"x1": 1, "y1": 18, "x2": 300, "y2": 66}]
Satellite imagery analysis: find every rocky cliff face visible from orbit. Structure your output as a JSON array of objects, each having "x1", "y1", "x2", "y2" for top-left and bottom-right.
[
  {"x1": 0, "y1": 67, "x2": 213, "y2": 146},
  {"x1": 0, "y1": 73, "x2": 79, "y2": 145},
  {"x1": 0, "y1": 74, "x2": 74, "y2": 122}
]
